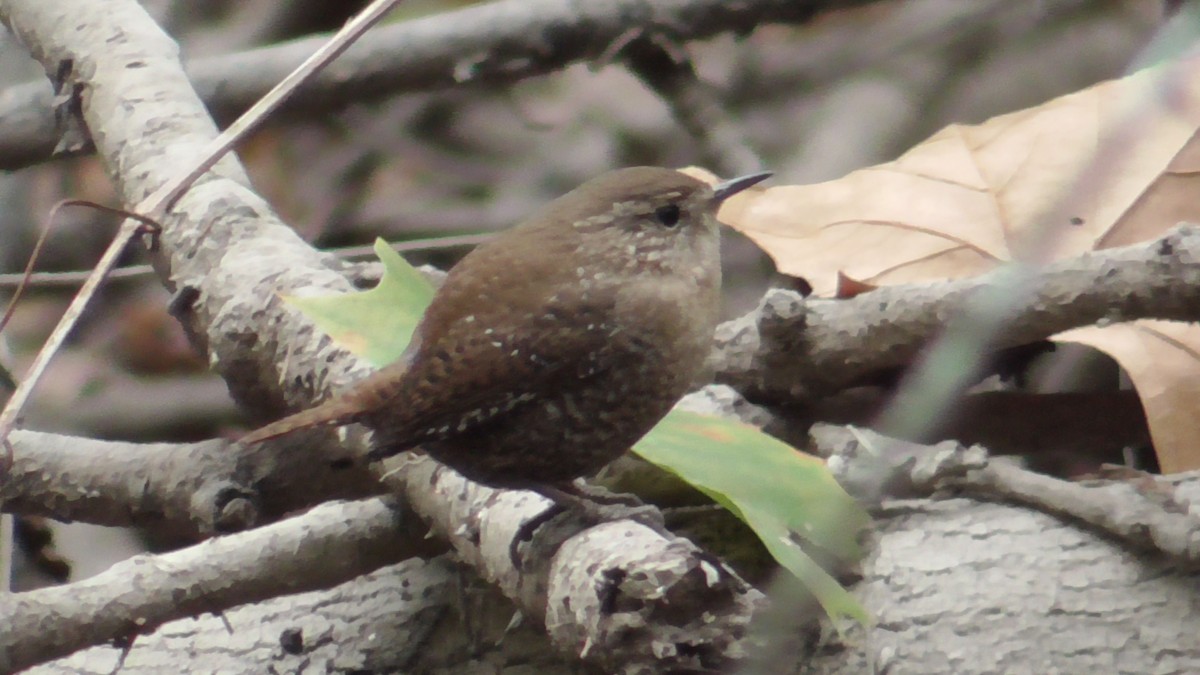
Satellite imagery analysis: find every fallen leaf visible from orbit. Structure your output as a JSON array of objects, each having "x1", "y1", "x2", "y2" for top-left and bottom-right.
[
  {"x1": 835, "y1": 271, "x2": 877, "y2": 298},
  {"x1": 1059, "y1": 320, "x2": 1200, "y2": 472},
  {"x1": 718, "y1": 53, "x2": 1200, "y2": 471}
]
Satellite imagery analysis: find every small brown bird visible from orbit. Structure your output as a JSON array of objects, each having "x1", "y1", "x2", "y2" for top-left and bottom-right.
[{"x1": 242, "y1": 166, "x2": 770, "y2": 495}]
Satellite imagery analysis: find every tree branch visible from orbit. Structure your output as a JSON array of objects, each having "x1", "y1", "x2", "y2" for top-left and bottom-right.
[
  {"x1": 391, "y1": 456, "x2": 764, "y2": 673},
  {"x1": 624, "y1": 36, "x2": 763, "y2": 177},
  {"x1": 713, "y1": 224, "x2": 1200, "y2": 402},
  {"x1": 0, "y1": 498, "x2": 420, "y2": 673},
  {"x1": 0, "y1": 430, "x2": 380, "y2": 534},
  {"x1": 802, "y1": 483, "x2": 1200, "y2": 674},
  {"x1": 815, "y1": 424, "x2": 1200, "y2": 568},
  {"x1": 0, "y1": 0, "x2": 876, "y2": 171},
  {"x1": 35, "y1": 554, "x2": 582, "y2": 674}
]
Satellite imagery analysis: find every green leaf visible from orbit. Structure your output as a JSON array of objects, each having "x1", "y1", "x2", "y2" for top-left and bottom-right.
[
  {"x1": 284, "y1": 238, "x2": 434, "y2": 367},
  {"x1": 633, "y1": 410, "x2": 870, "y2": 623}
]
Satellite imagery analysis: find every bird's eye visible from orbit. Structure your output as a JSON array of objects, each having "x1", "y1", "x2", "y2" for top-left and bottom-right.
[{"x1": 654, "y1": 204, "x2": 681, "y2": 227}]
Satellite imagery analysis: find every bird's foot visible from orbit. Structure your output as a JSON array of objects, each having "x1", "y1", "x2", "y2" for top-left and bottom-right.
[
  {"x1": 509, "y1": 501, "x2": 568, "y2": 568},
  {"x1": 509, "y1": 482, "x2": 669, "y2": 569},
  {"x1": 534, "y1": 482, "x2": 668, "y2": 534},
  {"x1": 554, "y1": 480, "x2": 647, "y2": 508}
]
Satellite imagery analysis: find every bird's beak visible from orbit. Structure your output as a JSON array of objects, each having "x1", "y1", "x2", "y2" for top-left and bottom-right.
[{"x1": 711, "y1": 171, "x2": 773, "y2": 204}]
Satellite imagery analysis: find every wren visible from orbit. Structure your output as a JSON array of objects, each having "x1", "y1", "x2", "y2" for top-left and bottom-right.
[{"x1": 241, "y1": 166, "x2": 771, "y2": 493}]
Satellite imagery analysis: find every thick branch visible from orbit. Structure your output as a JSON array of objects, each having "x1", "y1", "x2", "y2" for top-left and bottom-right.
[
  {"x1": 34, "y1": 555, "x2": 580, "y2": 674},
  {"x1": 0, "y1": 430, "x2": 379, "y2": 533},
  {"x1": 803, "y1": 487, "x2": 1200, "y2": 674},
  {"x1": 0, "y1": 0, "x2": 874, "y2": 171},
  {"x1": 393, "y1": 457, "x2": 764, "y2": 673},
  {"x1": 0, "y1": 498, "x2": 416, "y2": 673},
  {"x1": 714, "y1": 224, "x2": 1200, "y2": 401}
]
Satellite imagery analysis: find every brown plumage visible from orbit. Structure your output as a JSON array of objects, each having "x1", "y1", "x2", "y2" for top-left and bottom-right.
[{"x1": 241, "y1": 167, "x2": 771, "y2": 489}]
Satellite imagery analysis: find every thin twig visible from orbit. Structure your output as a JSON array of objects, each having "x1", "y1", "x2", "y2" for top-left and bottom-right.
[
  {"x1": 945, "y1": 460, "x2": 1200, "y2": 567},
  {"x1": 0, "y1": 200, "x2": 161, "y2": 338},
  {"x1": 0, "y1": 204, "x2": 57, "y2": 340},
  {"x1": 0, "y1": 516, "x2": 10, "y2": 598},
  {"x1": 0, "y1": 264, "x2": 150, "y2": 288},
  {"x1": 0, "y1": 220, "x2": 144, "y2": 453},
  {"x1": 623, "y1": 36, "x2": 763, "y2": 177},
  {"x1": 0, "y1": 232, "x2": 492, "y2": 289},
  {"x1": 171, "y1": 0, "x2": 406, "y2": 225},
  {"x1": 332, "y1": 232, "x2": 492, "y2": 260}
]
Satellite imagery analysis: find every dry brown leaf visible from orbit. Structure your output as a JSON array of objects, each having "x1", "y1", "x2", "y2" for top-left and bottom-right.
[
  {"x1": 717, "y1": 53, "x2": 1200, "y2": 472},
  {"x1": 835, "y1": 271, "x2": 877, "y2": 299},
  {"x1": 1059, "y1": 321, "x2": 1200, "y2": 473}
]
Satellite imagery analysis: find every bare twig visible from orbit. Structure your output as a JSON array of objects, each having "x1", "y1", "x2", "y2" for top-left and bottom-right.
[
  {"x1": 0, "y1": 218, "x2": 143, "y2": 460},
  {"x1": 0, "y1": 200, "x2": 161, "y2": 340},
  {"x1": 0, "y1": 232, "x2": 491, "y2": 288},
  {"x1": 945, "y1": 460, "x2": 1200, "y2": 566},
  {"x1": 0, "y1": 201, "x2": 59, "y2": 340},
  {"x1": 624, "y1": 36, "x2": 763, "y2": 177},
  {"x1": 815, "y1": 424, "x2": 1200, "y2": 567},
  {"x1": 0, "y1": 264, "x2": 151, "y2": 288}
]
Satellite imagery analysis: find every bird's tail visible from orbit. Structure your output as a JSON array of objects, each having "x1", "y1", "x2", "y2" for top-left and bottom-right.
[{"x1": 239, "y1": 399, "x2": 364, "y2": 445}]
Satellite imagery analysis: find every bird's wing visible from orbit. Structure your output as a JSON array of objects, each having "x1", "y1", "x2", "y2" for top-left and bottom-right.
[
  {"x1": 356, "y1": 288, "x2": 631, "y2": 447},
  {"x1": 243, "y1": 222, "x2": 632, "y2": 448},
  {"x1": 238, "y1": 296, "x2": 617, "y2": 447}
]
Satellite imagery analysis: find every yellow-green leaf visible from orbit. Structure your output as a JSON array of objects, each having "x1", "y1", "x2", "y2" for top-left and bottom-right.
[
  {"x1": 634, "y1": 410, "x2": 869, "y2": 623},
  {"x1": 284, "y1": 238, "x2": 434, "y2": 367}
]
